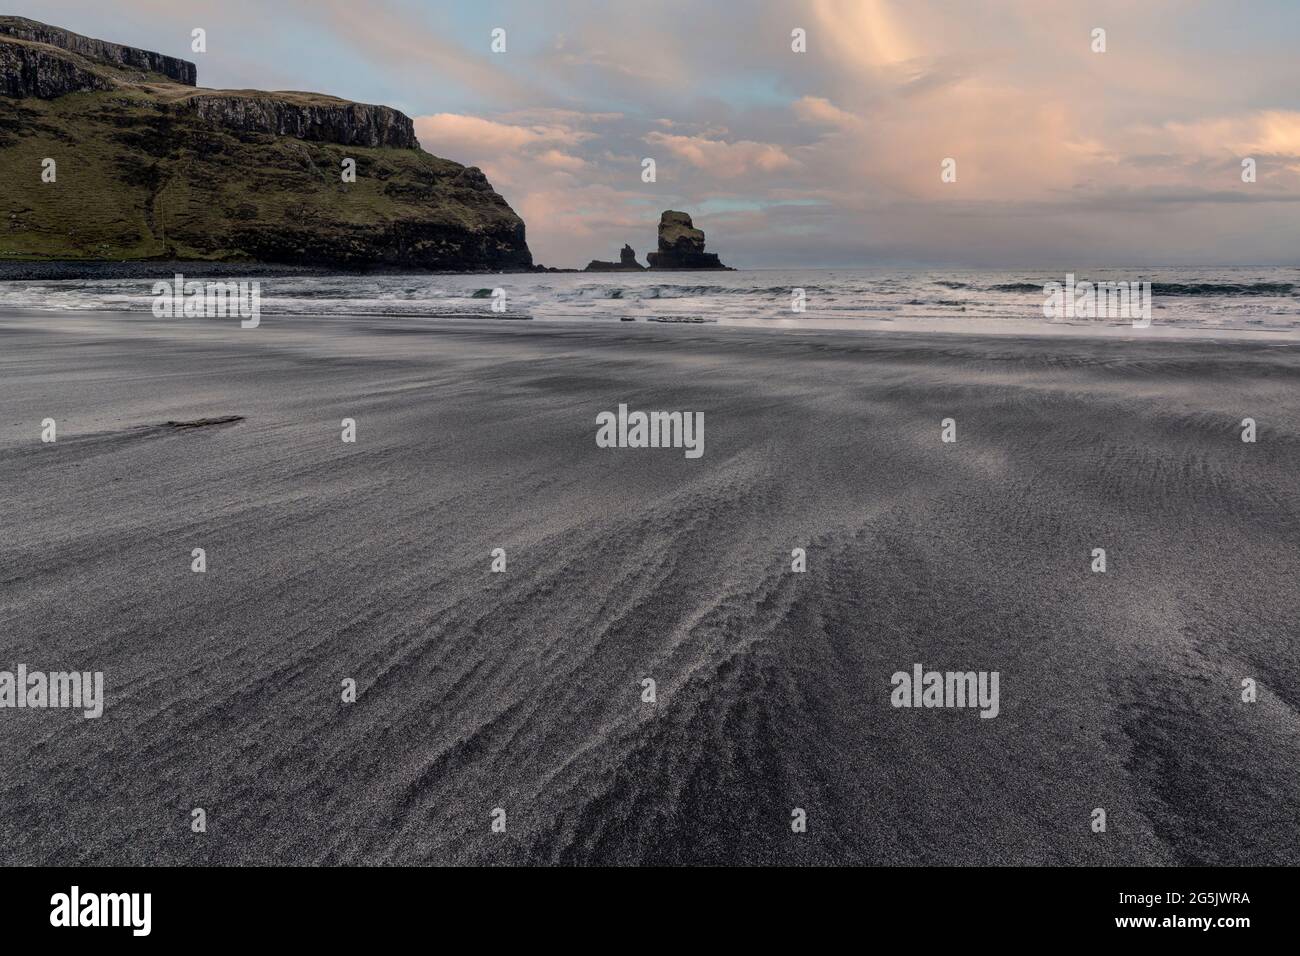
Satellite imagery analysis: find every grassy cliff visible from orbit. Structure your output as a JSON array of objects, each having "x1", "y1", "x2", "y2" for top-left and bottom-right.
[{"x1": 0, "y1": 18, "x2": 532, "y2": 270}]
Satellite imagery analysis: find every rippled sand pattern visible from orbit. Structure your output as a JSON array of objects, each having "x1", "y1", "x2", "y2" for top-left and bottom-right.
[{"x1": 2, "y1": 313, "x2": 1297, "y2": 864}]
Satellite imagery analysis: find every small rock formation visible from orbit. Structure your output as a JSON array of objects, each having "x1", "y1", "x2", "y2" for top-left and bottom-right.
[
  {"x1": 646, "y1": 211, "x2": 730, "y2": 270},
  {"x1": 584, "y1": 243, "x2": 646, "y2": 272},
  {"x1": 163, "y1": 415, "x2": 245, "y2": 429}
]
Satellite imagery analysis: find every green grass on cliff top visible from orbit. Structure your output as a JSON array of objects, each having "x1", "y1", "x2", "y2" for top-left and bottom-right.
[{"x1": 0, "y1": 86, "x2": 518, "y2": 263}]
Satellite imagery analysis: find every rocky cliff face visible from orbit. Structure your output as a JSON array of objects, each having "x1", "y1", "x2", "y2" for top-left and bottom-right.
[
  {"x1": 0, "y1": 37, "x2": 117, "y2": 98},
  {"x1": 646, "y1": 211, "x2": 730, "y2": 270},
  {"x1": 0, "y1": 18, "x2": 532, "y2": 270},
  {"x1": 0, "y1": 16, "x2": 196, "y2": 85},
  {"x1": 187, "y1": 94, "x2": 417, "y2": 149}
]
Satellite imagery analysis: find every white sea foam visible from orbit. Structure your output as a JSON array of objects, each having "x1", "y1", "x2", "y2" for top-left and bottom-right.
[{"x1": 3, "y1": 268, "x2": 1299, "y2": 337}]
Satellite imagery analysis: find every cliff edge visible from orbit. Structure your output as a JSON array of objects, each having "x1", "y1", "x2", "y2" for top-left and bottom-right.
[{"x1": 0, "y1": 17, "x2": 532, "y2": 270}]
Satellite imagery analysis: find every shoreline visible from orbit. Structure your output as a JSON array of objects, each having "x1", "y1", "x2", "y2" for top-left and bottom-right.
[
  {"x1": 0, "y1": 261, "x2": 741, "y2": 281},
  {"x1": 3, "y1": 304, "x2": 1298, "y2": 343},
  {"x1": 5, "y1": 265, "x2": 1300, "y2": 343},
  {"x1": 0, "y1": 260, "x2": 545, "y2": 281}
]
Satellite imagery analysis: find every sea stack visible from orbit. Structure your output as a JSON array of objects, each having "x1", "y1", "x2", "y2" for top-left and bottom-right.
[
  {"x1": 645, "y1": 211, "x2": 731, "y2": 270},
  {"x1": 584, "y1": 244, "x2": 646, "y2": 272}
]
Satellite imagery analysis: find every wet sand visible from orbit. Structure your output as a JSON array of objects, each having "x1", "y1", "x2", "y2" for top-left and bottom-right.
[{"x1": 1, "y1": 311, "x2": 1297, "y2": 865}]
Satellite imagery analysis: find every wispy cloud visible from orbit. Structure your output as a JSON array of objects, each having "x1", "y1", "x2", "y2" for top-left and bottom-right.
[{"x1": 644, "y1": 131, "x2": 797, "y2": 177}]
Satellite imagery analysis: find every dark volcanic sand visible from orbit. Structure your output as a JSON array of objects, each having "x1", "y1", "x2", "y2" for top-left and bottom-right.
[{"x1": 1, "y1": 312, "x2": 1297, "y2": 865}]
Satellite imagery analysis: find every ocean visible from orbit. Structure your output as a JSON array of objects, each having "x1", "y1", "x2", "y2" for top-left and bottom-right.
[{"x1": 3, "y1": 266, "x2": 1300, "y2": 338}]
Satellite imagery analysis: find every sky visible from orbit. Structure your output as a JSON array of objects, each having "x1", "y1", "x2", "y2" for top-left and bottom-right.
[{"x1": 17, "y1": 0, "x2": 1300, "y2": 268}]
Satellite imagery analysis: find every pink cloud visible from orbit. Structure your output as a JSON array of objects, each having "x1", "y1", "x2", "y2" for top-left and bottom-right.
[
  {"x1": 793, "y1": 96, "x2": 861, "y2": 130},
  {"x1": 643, "y1": 131, "x2": 797, "y2": 177},
  {"x1": 413, "y1": 114, "x2": 582, "y2": 157}
]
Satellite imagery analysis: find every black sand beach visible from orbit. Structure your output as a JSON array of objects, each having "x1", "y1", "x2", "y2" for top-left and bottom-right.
[{"x1": 1, "y1": 313, "x2": 1297, "y2": 865}]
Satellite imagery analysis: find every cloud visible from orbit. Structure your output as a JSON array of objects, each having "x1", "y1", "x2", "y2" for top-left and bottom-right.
[
  {"x1": 809, "y1": 0, "x2": 920, "y2": 69},
  {"x1": 1163, "y1": 111, "x2": 1300, "y2": 161},
  {"x1": 283, "y1": 0, "x2": 540, "y2": 105},
  {"x1": 535, "y1": 149, "x2": 587, "y2": 171},
  {"x1": 410, "y1": 110, "x2": 655, "y2": 264},
  {"x1": 643, "y1": 131, "x2": 798, "y2": 177},
  {"x1": 413, "y1": 114, "x2": 582, "y2": 156},
  {"x1": 793, "y1": 96, "x2": 860, "y2": 130}
]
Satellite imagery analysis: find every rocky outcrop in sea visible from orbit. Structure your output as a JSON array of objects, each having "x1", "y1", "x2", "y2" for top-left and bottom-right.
[
  {"x1": 584, "y1": 244, "x2": 646, "y2": 272},
  {"x1": 646, "y1": 211, "x2": 731, "y2": 270}
]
